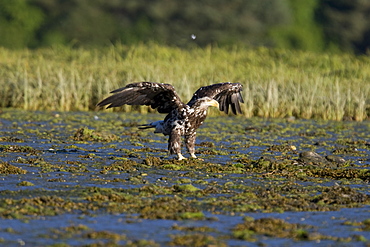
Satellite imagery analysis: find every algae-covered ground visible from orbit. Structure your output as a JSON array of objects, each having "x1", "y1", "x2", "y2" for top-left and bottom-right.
[{"x1": 0, "y1": 109, "x2": 369, "y2": 246}]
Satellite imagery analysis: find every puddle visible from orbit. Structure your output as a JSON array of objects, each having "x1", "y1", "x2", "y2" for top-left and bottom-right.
[{"x1": 0, "y1": 109, "x2": 369, "y2": 246}]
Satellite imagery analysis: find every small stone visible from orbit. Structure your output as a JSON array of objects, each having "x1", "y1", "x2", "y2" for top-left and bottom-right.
[{"x1": 325, "y1": 155, "x2": 346, "y2": 163}]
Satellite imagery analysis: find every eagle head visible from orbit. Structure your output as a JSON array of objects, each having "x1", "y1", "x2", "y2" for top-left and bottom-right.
[{"x1": 199, "y1": 97, "x2": 219, "y2": 108}]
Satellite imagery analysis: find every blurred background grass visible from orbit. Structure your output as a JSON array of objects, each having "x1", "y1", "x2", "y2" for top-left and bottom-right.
[
  {"x1": 1, "y1": 44, "x2": 368, "y2": 121},
  {"x1": 1, "y1": 0, "x2": 370, "y2": 54}
]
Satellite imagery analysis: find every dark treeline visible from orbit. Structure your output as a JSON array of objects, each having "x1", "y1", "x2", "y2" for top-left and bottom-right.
[{"x1": 0, "y1": 0, "x2": 369, "y2": 54}]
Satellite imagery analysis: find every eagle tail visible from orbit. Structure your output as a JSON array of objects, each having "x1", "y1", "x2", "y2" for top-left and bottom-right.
[
  {"x1": 138, "y1": 120, "x2": 165, "y2": 134},
  {"x1": 138, "y1": 124, "x2": 155, "y2": 130}
]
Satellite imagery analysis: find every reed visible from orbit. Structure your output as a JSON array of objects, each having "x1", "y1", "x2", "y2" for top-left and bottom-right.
[{"x1": 0, "y1": 44, "x2": 369, "y2": 120}]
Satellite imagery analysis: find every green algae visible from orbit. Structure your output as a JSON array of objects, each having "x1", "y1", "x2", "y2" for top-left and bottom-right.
[
  {"x1": 179, "y1": 212, "x2": 205, "y2": 220},
  {"x1": 169, "y1": 233, "x2": 227, "y2": 247},
  {"x1": 0, "y1": 162, "x2": 27, "y2": 174},
  {"x1": 232, "y1": 217, "x2": 352, "y2": 242},
  {"x1": 101, "y1": 160, "x2": 139, "y2": 173},
  {"x1": 17, "y1": 181, "x2": 35, "y2": 186},
  {"x1": 73, "y1": 127, "x2": 119, "y2": 142},
  {"x1": 0, "y1": 109, "x2": 369, "y2": 245},
  {"x1": 84, "y1": 230, "x2": 126, "y2": 242},
  {"x1": 124, "y1": 239, "x2": 160, "y2": 247},
  {"x1": 171, "y1": 224, "x2": 216, "y2": 233},
  {"x1": 173, "y1": 184, "x2": 201, "y2": 193},
  {"x1": 47, "y1": 224, "x2": 127, "y2": 246},
  {"x1": 343, "y1": 218, "x2": 370, "y2": 232},
  {"x1": 246, "y1": 156, "x2": 370, "y2": 182},
  {"x1": 0, "y1": 145, "x2": 38, "y2": 154},
  {"x1": 0, "y1": 180, "x2": 367, "y2": 221}
]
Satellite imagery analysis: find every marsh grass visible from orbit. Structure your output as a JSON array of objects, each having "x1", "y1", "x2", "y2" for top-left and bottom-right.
[{"x1": 0, "y1": 44, "x2": 369, "y2": 120}]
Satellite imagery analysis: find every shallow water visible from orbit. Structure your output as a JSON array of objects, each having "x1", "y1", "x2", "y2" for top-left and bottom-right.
[{"x1": 0, "y1": 109, "x2": 369, "y2": 246}]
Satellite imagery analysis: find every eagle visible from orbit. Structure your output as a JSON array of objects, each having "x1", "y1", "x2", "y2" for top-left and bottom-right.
[{"x1": 97, "y1": 82, "x2": 244, "y2": 160}]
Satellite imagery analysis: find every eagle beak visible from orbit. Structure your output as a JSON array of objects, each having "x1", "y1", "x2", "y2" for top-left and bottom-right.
[{"x1": 208, "y1": 99, "x2": 219, "y2": 108}]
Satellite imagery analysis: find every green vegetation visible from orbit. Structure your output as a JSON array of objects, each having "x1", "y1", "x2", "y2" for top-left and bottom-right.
[
  {"x1": 1, "y1": 0, "x2": 370, "y2": 54},
  {"x1": 0, "y1": 44, "x2": 369, "y2": 120},
  {"x1": 0, "y1": 109, "x2": 369, "y2": 245},
  {"x1": 0, "y1": 162, "x2": 27, "y2": 175},
  {"x1": 232, "y1": 217, "x2": 353, "y2": 242}
]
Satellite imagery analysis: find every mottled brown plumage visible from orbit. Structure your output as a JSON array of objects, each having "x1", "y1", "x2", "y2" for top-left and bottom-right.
[{"x1": 97, "y1": 82, "x2": 244, "y2": 160}]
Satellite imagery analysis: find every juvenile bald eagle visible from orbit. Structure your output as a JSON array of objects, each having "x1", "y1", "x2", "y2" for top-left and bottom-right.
[{"x1": 97, "y1": 82, "x2": 244, "y2": 160}]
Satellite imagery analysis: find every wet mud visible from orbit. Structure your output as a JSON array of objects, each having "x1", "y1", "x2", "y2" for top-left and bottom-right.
[{"x1": 0, "y1": 109, "x2": 369, "y2": 246}]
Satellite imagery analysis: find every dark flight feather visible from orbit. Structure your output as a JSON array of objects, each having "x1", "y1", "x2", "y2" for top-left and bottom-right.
[
  {"x1": 97, "y1": 82, "x2": 183, "y2": 113},
  {"x1": 187, "y1": 82, "x2": 244, "y2": 115}
]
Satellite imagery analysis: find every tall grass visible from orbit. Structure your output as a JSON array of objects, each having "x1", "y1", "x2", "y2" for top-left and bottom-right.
[{"x1": 0, "y1": 44, "x2": 369, "y2": 120}]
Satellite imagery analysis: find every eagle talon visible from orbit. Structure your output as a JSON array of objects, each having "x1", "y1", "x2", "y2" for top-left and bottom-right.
[
  {"x1": 177, "y1": 153, "x2": 186, "y2": 161},
  {"x1": 190, "y1": 154, "x2": 203, "y2": 161}
]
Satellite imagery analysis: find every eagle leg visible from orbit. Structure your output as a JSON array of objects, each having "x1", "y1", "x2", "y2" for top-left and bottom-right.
[
  {"x1": 185, "y1": 133, "x2": 199, "y2": 160},
  {"x1": 169, "y1": 129, "x2": 184, "y2": 160}
]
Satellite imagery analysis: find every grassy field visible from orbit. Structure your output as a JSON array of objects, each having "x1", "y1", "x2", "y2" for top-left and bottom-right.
[{"x1": 0, "y1": 44, "x2": 369, "y2": 120}]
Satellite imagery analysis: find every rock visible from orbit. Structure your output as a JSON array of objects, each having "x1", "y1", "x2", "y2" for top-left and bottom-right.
[
  {"x1": 325, "y1": 155, "x2": 346, "y2": 164},
  {"x1": 298, "y1": 151, "x2": 332, "y2": 167},
  {"x1": 299, "y1": 151, "x2": 325, "y2": 163}
]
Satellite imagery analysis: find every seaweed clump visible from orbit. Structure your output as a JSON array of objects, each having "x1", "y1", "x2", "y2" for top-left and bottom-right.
[
  {"x1": 232, "y1": 217, "x2": 350, "y2": 242},
  {"x1": 0, "y1": 145, "x2": 38, "y2": 154},
  {"x1": 73, "y1": 127, "x2": 118, "y2": 142},
  {"x1": 169, "y1": 233, "x2": 226, "y2": 247},
  {"x1": 0, "y1": 162, "x2": 27, "y2": 174},
  {"x1": 310, "y1": 186, "x2": 369, "y2": 205}
]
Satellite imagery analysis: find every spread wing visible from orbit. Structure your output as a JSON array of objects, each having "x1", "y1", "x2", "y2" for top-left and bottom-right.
[
  {"x1": 97, "y1": 82, "x2": 184, "y2": 113},
  {"x1": 187, "y1": 82, "x2": 244, "y2": 114}
]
